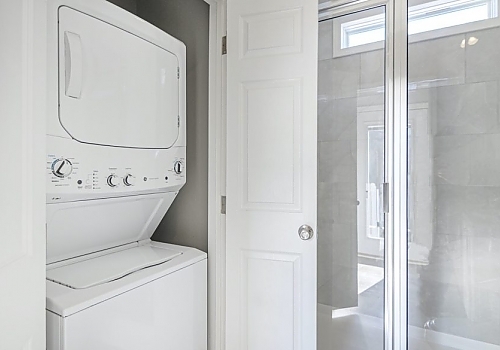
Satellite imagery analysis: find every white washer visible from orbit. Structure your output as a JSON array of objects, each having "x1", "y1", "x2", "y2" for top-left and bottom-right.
[{"x1": 45, "y1": 1, "x2": 206, "y2": 349}]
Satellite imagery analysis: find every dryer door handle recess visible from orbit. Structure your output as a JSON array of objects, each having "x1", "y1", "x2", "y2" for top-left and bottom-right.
[{"x1": 64, "y1": 31, "x2": 83, "y2": 98}]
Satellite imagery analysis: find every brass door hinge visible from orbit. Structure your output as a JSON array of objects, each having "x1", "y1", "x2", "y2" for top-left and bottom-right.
[{"x1": 222, "y1": 36, "x2": 227, "y2": 55}]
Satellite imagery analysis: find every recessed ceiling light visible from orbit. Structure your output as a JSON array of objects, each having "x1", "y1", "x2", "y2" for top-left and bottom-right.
[{"x1": 468, "y1": 36, "x2": 479, "y2": 45}]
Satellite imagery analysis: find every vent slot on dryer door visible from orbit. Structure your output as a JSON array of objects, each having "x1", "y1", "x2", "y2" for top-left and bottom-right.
[{"x1": 58, "y1": 6, "x2": 180, "y2": 149}]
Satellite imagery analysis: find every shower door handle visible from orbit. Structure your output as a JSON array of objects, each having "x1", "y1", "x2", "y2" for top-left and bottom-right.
[{"x1": 298, "y1": 225, "x2": 314, "y2": 240}]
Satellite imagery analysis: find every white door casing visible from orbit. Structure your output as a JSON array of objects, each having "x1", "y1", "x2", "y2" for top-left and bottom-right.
[
  {"x1": 0, "y1": 0, "x2": 47, "y2": 349},
  {"x1": 225, "y1": 0, "x2": 318, "y2": 348}
]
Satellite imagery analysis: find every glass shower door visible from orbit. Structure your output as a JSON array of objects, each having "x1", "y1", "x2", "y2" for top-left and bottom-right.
[
  {"x1": 406, "y1": 0, "x2": 500, "y2": 348},
  {"x1": 320, "y1": 1, "x2": 500, "y2": 349},
  {"x1": 317, "y1": 6, "x2": 387, "y2": 350}
]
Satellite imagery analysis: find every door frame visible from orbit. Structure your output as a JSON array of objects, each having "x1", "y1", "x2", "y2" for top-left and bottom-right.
[
  {"x1": 203, "y1": 0, "x2": 227, "y2": 350},
  {"x1": 0, "y1": 0, "x2": 48, "y2": 348},
  {"x1": 319, "y1": 1, "x2": 409, "y2": 350}
]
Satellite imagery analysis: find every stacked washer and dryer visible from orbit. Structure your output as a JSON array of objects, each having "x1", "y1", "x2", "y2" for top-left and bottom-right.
[{"x1": 45, "y1": 1, "x2": 207, "y2": 349}]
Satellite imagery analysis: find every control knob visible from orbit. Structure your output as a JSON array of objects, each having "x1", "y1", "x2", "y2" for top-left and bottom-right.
[
  {"x1": 51, "y1": 158, "x2": 73, "y2": 178},
  {"x1": 107, "y1": 175, "x2": 120, "y2": 187},
  {"x1": 173, "y1": 161, "x2": 183, "y2": 174},
  {"x1": 123, "y1": 174, "x2": 136, "y2": 186}
]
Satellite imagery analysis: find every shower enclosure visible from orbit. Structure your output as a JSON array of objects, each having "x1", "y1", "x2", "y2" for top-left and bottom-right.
[{"x1": 317, "y1": 0, "x2": 500, "y2": 349}]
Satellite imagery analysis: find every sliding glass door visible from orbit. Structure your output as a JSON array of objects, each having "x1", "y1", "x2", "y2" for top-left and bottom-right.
[{"x1": 318, "y1": 0, "x2": 500, "y2": 349}]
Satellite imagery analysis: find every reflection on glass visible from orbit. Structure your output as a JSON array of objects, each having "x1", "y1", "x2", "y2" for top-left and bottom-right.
[
  {"x1": 317, "y1": 7, "x2": 386, "y2": 350},
  {"x1": 407, "y1": 0, "x2": 500, "y2": 348},
  {"x1": 366, "y1": 126, "x2": 384, "y2": 240},
  {"x1": 320, "y1": 1, "x2": 500, "y2": 349}
]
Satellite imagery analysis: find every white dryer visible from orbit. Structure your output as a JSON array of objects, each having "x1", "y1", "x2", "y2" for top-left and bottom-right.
[{"x1": 45, "y1": 1, "x2": 206, "y2": 349}]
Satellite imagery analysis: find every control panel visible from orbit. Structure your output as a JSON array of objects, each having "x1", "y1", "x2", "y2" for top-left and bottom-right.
[{"x1": 46, "y1": 136, "x2": 186, "y2": 203}]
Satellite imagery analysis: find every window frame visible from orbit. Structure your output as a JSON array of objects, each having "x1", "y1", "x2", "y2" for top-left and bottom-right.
[{"x1": 331, "y1": 0, "x2": 500, "y2": 58}]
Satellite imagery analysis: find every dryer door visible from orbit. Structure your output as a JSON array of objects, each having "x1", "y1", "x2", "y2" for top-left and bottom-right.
[{"x1": 58, "y1": 6, "x2": 180, "y2": 149}]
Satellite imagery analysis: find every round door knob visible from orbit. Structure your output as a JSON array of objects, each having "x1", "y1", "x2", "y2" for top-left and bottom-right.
[
  {"x1": 123, "y1": 174, "x2": 136, "y2": 186},
  {"x1": 173, "y1": 161, "x2": 183, "y2": 174},
  {"x1": 107, "y1": 175, "x2": 120, "y2": 187},
  {"x1": 298, "y1": 224, "x2": 314, "y2": 240},
  {"x1": 51, "y1": 158, "x2": 73, "y2": 178}
]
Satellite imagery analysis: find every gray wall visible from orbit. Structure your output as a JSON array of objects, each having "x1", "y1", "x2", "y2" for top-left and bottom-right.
[
  {"x1": 107, "y1": 0, "x2": 137, "y2": 14},
  {"x1": 108, "y1": 0, "x2": 210, "y2": 252},
  {"x1": 317, "y1": 20, "x2": 359, "y2": 309},
  {"x1": 137, "y1": 0, "x2": 210, "y2": 252}
]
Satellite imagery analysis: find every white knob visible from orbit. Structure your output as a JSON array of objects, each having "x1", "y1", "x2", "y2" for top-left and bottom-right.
[
  {"x1": 52, "y1": 158, "x2": 73, "y2": 178},
  {"x1": 107, "y1": 175, "x2": 120, "y2": 187},
  {"x1": 123, "y1": 174, "x2": 136, "y2": 186},
  {"x1": 173, "y1": 161, "x2": 183, "y2": 174}
]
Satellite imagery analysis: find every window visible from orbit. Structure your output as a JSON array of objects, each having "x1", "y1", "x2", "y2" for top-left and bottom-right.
[{"x1": 341, "y1": 0, "x2": 498, "y2": 49}]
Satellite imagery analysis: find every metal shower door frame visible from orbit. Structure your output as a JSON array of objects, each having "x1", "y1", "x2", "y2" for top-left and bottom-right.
[{"x1": 319, "y1": 1, "x2": 409, "y2": 349}]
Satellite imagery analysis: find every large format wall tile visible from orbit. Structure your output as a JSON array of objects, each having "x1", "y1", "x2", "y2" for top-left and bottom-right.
[
  {"x1": 318, "y1": 182, "x2": 338, "y2": 225},
  {"x1": 461, "y1": 186, "x2": 500, "y2": 238},
  {"x1": 319, "y1": 55, "x2": 361, "y2": 100},
  {"x1": 318, "y1": 60, "x2": 333, "y2": 101},
  {"x1": 433, "y1": 135, "x2": 475, "y2": 185},
  {"x1": 318, "y1": 20, "x2": 333, "y2": 61},
  {"x1": 318, "y1": 140, "x2": 356, "y2": 183},
  {"x1": 317, "y1": 43, "x2": 360, "y2": 311},
  {"x1": 469, "y1": 134, "x2": 500, "y2": 186},
  {"x1": 318, "y1": 97, "x2": 357, "y2": 142},
  {"x1": 318, "y1": 266, "x2": 358, "y2": 308},
  {"x1": 466, "y1": 28, "x2": 500, "y2": 83},
  {"x1": 409, "y1": 34, "x2": 465, "y2": 88},
  {"x1": 434, "y1": 184, "x2": 469, "y2": 237},
  {"x1": 360, "y1": 49, "x2": 384, "y2": 91},
  {"x1": 318, "y1": 182, "x2": 357, "y2": 226},
  {"x1": 318, "y1": 59, "x2": 335, "y2": 99},
  {"x1": 432, "y1": 81, "x2": 499, "y2": 136},
  {"x1": 317, "y1": 239, "x2": 334, "y2": 288},
  {"x1": 435, "y1": 185, "x2": 500, "y2": 238},
  {"x1": 331, "y1": 55, "x2": 361, "y2": 99}
]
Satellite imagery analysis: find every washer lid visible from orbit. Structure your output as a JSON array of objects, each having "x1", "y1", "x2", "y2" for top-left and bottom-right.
[{"x1": 47, "y1": 245, "x2": 182, "y2": 289}]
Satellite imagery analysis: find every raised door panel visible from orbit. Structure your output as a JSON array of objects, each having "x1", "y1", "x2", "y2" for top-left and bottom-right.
[
  {"x1": 241, "y1": 79, "x2": 302, "y2": 211},
  {"x1": 241, "y1": 250, "x2": 301, "y2": 350}
]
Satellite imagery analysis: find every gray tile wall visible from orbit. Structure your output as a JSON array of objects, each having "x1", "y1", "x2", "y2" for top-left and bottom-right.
[
  {"x1": 317, "y1": 20, "x2": 360, "y2": 308},
  {"x1": 415, "y1": 29, "x2": 500, "y2": 343}
]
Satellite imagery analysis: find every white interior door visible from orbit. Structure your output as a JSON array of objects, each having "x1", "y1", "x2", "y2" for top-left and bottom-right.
[
  {"x1": 0, "y1": 1, "x2": 46, "y2": 349},
  {"x1": 225, "y1": 0, "x2": 318, "y2": 348}
]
